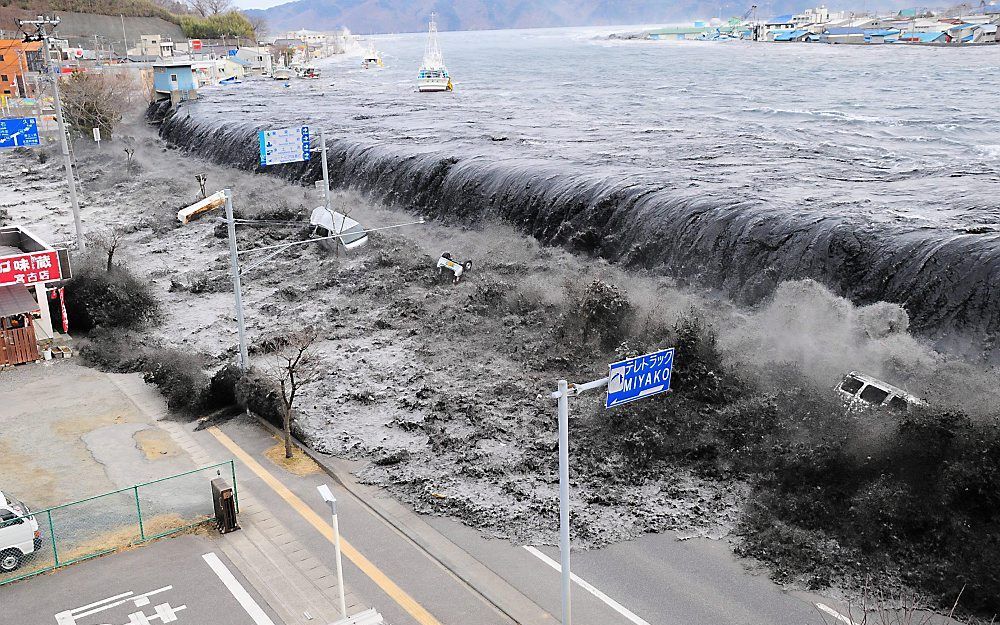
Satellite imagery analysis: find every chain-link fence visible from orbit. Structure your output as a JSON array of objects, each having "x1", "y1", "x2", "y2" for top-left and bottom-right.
[{"x1": 0, "y1": 461, "x2": 237, "y2": 585}]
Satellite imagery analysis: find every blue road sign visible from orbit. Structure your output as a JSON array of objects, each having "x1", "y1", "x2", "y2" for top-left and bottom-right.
[
  {"x1": 0, "y1": 117, "x2": 40, "y2": 149},
  {"x1": 606, "y1": 348, "x2": 674, "y2": 408},
  {"x1": 258, "y1": 125, "x2": 310, "y2": 166}
]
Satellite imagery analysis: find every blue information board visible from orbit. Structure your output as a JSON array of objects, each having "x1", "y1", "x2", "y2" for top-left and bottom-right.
[
  {"x1": 0, "y1": 117, "x2": 40, "y2": 149},
  {"x1": 258, "y1": 126, "x2": 310, "y2": 166},
  {"x1": 606, "y1": 348, "x2": 674, "y2": 408}
]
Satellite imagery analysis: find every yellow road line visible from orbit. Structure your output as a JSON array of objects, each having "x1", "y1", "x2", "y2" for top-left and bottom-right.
[{"x1": 208, "y1": 426, "x2": 443, "y2": 625}]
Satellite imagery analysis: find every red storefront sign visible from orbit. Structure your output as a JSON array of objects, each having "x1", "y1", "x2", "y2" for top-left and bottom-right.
[{"x1": 0, "y1": 250, "x2": 62, "y2": 286}]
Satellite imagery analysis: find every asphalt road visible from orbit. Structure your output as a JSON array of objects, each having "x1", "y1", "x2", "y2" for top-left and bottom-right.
[
  {"x1": 202, "y1": 416, "x2": 837, "y2": 625},
  {"x1": 1, "y1": 534, "x2": 283, "y2": 625}
]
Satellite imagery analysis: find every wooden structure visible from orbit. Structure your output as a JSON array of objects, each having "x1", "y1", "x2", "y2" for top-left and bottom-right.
[{"x1": 0, "y1": 283, "x2": 41, "y2": 366}]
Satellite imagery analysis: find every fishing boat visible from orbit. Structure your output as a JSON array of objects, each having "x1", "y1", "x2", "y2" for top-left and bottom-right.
[
  {"x1": 417, "y1": 14, "x2": 452, "y2": 92},
  {"x1": 302, "y1": 65, "x2": 321, "y2": 79},
  {"x1": 273, "y1": 67, "x2": 293, "y2": 81},
  {"x1": 361, "y1": 43, "x2": 383, "y2": 69}
]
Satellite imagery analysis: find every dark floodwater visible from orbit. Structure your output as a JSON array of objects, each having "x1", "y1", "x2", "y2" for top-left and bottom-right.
[{"x1": 160, "y1": 27, "x2": 1000, "y2": 342}]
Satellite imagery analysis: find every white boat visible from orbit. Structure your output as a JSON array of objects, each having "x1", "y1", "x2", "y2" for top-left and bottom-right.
[
  {"x1": 273, "y1": 67, "x2": 293, "y2": 80},
  {"x1": 417, "y1": 14, "x2": 452, "y2": 92},
  {"x1": 302, "y1": 65, "x2": 320, "y2": 79},
  {"x1": 361, "y1": 42, "x2": 383, "y2": 69}
]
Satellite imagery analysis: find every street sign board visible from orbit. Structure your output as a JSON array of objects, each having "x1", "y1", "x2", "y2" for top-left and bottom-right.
[
  {"x1": 0, "y1": 249, "x2": 63, "y2": 286},
  {"x1": 228, "y1": 49, "x2": 238, "y2": 56},
  {"x1": 191, "y1": 39, "x2": 203, "y2": 51},
  {"x1": 0, "y1": 117, "x2": 40, "y2": 149},
  {"x1": 258, "y1": 125, "x2": 310, "y2": 166},
  {"x1": 606, "y1": 348, "x2": 674, "y2": 408}
]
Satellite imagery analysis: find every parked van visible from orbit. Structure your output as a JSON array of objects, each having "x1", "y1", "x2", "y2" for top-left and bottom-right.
[
  {"x1": 837, "y1": 372, "x2": 926, "y2": 412},
  {"x1": 0, "y1": 491, "x2": 42, "y2": 573}
]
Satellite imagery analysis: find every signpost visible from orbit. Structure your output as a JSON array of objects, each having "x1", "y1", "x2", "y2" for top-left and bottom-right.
[
  {"x1": 258, "y1": 125, "x2": 310, "y2": 166},
  {"x1": 549, "y1": 347, "x2": 674, "y2": 625},
  {"x1": 0, "y1": 117, "x2": 40, "y2": 149},
  {"x1": 606, "y1": 348, "x2": 674, "y2": 408},
  {"x1": 0, "y1": 249, "x2": 62, "y2": 286},
  {"x1": 92, "y1": 127, "x2": 101, "y2": 147}
]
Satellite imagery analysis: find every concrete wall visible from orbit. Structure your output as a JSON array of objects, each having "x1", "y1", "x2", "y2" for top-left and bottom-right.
[{"x1": 54, "y1": 12, "x2": 185, "y2": 52}]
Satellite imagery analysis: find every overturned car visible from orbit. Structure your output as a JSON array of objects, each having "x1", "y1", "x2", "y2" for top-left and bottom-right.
[{"x1": 837, "y1": 371, "x2": 926, "y2": 412}]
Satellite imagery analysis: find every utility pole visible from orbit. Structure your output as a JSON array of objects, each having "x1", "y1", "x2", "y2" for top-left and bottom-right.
[
  {"x1": 120, "y1": 14, "x2": 128, "y2": 59},
  {"x1": 223, "y1": 189, "x2": 250, "y2": 370},
  {"x1": 18, "y1": 16, "x2": 86, "y2": 252}
]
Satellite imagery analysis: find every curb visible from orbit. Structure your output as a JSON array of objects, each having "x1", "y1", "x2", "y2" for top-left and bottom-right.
[{"x1": 246, "y1": 412, "x2": 555, "y2": 625}]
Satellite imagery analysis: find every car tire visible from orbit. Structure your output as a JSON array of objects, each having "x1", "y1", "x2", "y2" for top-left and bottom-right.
[{"x1": 0, "y1": 549, "x2": 22, "y2": 573}]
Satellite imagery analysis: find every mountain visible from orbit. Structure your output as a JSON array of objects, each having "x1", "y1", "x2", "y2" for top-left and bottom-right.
[{"x1": 247, "y1": 0, "x2": 914, "y2": 35}]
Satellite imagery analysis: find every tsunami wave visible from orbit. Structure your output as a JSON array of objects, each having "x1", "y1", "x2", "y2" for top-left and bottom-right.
[{"x1": 152, "y1": 103, "x2": 1000, "y2": 348}]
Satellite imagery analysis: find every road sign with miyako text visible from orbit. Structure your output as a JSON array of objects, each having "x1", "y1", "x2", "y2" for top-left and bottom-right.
[
  {"x1": 258, "y1": 125, "x2": 310, "y2": 166},
  {"x1": 606, "y1": 348, "x2": 674, "y2": 408}
]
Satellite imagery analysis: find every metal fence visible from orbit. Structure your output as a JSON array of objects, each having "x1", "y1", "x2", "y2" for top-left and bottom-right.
[{"x1": 0, "y1": 461, "x2": 237, "y2": 586}]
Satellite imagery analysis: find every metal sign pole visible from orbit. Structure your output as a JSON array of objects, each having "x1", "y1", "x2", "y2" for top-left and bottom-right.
[
  {"x1": 320, "y1": 126, "x2": 331, "y2": 212},
  {"x1": 224, "y1": 189, "x2": 249, "y2": 370},
  {"x1": 556, "y1": 379, "x2": 572, "y2": 625}
]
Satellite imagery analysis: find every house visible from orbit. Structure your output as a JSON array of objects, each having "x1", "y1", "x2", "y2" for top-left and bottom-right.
[
  {"x1": 897, "y1": 31, "x2": 950, "y2": 43},
  {"x1": 766, "y1": 14, "x2": 797, "y2": 29},
  {"x1": 0, "y1": 40, "x2": 44, "y2": 97},
  {"x1": 191, "y1": 57, "x2": 245, "y2": 86},
  {"x1": 865, "y1": 29, "x2": 901, "y2": 43},
  {"x1": 234, "y1": 47, "x2": 273, "y2": 76},
  {"x1": 0, "y1": 226, "x2": 71, "y2": 365},
  {"x1": 820, "y1": 26, "x2": 867, "y2": 43},
  {"x1": 138, "y1": 34, "x2": 174, "y2": 58},
  {"x1": 972, "y1": 23, "x2": 998, "y2": 42},
  {"x1": 152, "y1": 61, "x2": 197, "y2": 104}
]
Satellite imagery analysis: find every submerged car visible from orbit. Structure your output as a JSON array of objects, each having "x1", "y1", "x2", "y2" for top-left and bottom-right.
[{"x1": 837, "y1": 371, "x2": 926, "y2": 412}]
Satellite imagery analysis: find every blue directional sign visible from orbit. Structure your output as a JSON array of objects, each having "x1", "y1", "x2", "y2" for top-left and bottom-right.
[
  {"x1": 0, "y1": 117, "x2": 40, "y2": 149},
  {"x1": 606, "y1": 348, "x2": 674, "y2": 408},
  {"x1": 258, "y1": 125, "x2": 310, "y2": 166}
]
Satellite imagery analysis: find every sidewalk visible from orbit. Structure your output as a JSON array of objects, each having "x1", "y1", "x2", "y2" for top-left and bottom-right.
[{"x1": 112, "y1": 374, "x2": 367, "y2": 625}]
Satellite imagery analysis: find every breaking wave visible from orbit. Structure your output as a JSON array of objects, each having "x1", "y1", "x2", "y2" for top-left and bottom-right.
[{"x1": 153, "y1": 102, "x2": 1000, "y2": 350}]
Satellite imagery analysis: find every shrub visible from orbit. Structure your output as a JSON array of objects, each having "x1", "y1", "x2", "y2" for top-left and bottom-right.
[
  {"x1": 59, "y1": 70, "x2": 138, "y2": 139},
  {"x1": 142, "y1": 349, "x2": 208, "y2": 413},
  {"x1": 234, "y1": 367, "x2": 284, "y2": 428},
  {"x1": 64, "y1": 257, "x2": 160, "y2": 331},
  {"x1": 205, "y1": 363, "x2": 242, "y2": 410}
]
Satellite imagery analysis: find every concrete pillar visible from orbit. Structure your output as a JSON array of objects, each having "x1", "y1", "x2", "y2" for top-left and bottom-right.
[{"x1": 34, "y1": 282, "x2": 54, "y2": 339}]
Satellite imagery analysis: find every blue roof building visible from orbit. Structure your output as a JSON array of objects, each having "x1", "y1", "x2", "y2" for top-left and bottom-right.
[
  {"x1": 152, "y1": 61, "x2": 197, "y2": 103},
  {"x1": 766, "y1": 14, "x2": 796, "y2": 26},
  {"x1": 773, "y1": 29, "x2": 813, "y2": 41}
]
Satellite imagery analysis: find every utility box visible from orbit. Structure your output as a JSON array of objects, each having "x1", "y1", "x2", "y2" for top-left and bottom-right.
[{"x1": 211, "y1": 478, "x2": 240, "y2": 534}]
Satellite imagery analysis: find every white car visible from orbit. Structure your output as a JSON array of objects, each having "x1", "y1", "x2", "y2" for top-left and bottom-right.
[
  {"x1": 0, "y1": 491, "x2": 42, "y2": 573},
  {"x1": 837, "y1": 372, "x2": 926, "y2": 412}
]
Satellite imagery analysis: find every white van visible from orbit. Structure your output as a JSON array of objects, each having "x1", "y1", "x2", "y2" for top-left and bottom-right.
[
  {"x1": 0, "y1": 491, "x2": 42, "y2": 573},
  {"x1": 309, "y1": 206, "x2": 369, "y2": 251},
  {"x1": 837, "y1": 371, "x2": 926, "y2": 412}
]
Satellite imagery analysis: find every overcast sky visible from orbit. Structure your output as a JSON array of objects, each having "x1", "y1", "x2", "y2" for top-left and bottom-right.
[{"x1": 234, "y1": 0, "x2": 288, "y2": 11}]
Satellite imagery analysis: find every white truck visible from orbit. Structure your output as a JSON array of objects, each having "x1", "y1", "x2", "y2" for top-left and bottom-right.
[{"x1": 0, "y1": 491, "x2": 42, "y2": 573}]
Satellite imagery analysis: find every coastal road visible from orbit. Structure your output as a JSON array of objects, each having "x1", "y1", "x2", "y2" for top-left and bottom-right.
[{"x1": 194, "y1": 415, "x2": 844, "y2": 625}]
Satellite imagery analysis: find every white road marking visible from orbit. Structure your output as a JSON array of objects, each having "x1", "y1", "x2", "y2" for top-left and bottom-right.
[
  {"x1": 55, "y1": 587, "x2": 176, "y2": 624},
  {"x1": 523, "y1": 545, "x2": 652, "y2": 625},
  {"x1": 202, "y1": 552, "x2": 277, "y2": 625},
  {"x1": 817, "y1": 602, "x2": 858, "y2": 625}
]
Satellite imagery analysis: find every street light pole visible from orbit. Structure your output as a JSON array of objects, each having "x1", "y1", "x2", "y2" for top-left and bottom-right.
[
  {"x1": 549, "y1": 375, "x2": 609, "y2": 625},
  {"x1": 317, "y1": 484, "x2": 348, "y2": 619},
  {"x1": 223, "y1": 189, "x2": 249, "y2": 370}
]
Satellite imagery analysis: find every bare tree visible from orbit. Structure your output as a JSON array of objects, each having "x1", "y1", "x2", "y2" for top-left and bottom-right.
[
  {"x1": 246, "y1": 13, "x2": 268, "y2": 42},
  {"x1": 188, "y1": 0, "x2": 233, "y2": 16},
  {"x1": 121, "y1": 135, "x2": 137, "y2": 172},
  {"x1": 87, "y1": 225, "x2": 128, "y2": 272},
  {"x1": 270, "y1": 327, "x2": 325, "y2": 458},
  {"x1": 59, "y1": 71, "x2": 138, "y2": 139}
]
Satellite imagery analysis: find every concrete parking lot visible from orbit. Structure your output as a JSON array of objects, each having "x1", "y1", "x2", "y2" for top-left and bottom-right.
[
  {"x1": 2, "y1": 534, "x2": 284, "y2": 625},
  {"x1": 0, "y1": 361, "x2": 196, "y2": 510}
]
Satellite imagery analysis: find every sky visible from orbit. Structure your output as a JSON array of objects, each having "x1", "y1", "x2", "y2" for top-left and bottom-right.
[{"x1": 233, "y1": 0, "x2": 290, "y2": 10}]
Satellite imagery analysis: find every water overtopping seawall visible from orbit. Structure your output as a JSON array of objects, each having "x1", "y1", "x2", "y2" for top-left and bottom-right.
[{"x1": 153, "y1": 103, "x2": 1000, "y2": 346}]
